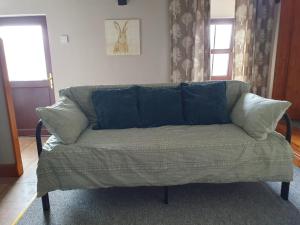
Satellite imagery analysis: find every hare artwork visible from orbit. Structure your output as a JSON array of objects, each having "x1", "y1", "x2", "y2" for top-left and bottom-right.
[
  {"x1": 113, "y1": 20, "x2": 129, "y2": 54},
  {"x1": 105, "y1": 19, "x2": 140, "y2": 55}
]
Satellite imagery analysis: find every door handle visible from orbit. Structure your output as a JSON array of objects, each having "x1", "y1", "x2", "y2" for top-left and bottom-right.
[{"x1": 48, "y1": 73, "x2": 54, "y2": 89}]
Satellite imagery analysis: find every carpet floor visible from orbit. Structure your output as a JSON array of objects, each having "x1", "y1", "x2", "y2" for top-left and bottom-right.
[{"x1": 18, "y1": 180, "x2": 300, "y2": 225}]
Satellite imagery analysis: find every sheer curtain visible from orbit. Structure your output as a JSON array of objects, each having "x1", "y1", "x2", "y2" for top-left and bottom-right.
[
  {"x1": 169, "y1": 0, "x2": 210, "y2": 82},
  {"x1": 233, "y1": 0, "x2": 276, "y2": 97}
]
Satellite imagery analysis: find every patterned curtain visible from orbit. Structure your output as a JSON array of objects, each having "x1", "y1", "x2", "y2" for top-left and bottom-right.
[
  {"x1": 233, "y1": 0, "x2": 276, "y2": 97},
  {"x1": 169, "y1": 0, "x2": 210, "y2": 82}
]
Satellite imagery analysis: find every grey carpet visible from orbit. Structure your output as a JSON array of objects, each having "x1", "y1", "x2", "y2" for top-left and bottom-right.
[
  {"x1": 18, "y1": 181, "x2": 300, "y2": 225},
  {"x1": 267, "y1": 167, "x2": 300, "y2": 211}
]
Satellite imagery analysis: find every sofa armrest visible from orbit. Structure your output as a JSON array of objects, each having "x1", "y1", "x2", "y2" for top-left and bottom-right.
[
  {"x1": 281, "y1": 113, "x2": 292, "y2": 143},
  {"x1": 36, "y1": 120, "x2": 44, "y2": 156}
]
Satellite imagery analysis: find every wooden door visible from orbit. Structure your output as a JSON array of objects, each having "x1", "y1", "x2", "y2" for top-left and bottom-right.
[
  {"x1": 273, "y1": 0, "x2": 300, "y2": 120},
  {"x1": 0, "y1": 16, "x2": 54, "y2": 136},
  {"x1": 273, "y1": 0, "x2": 300, "y2": 166},
  {"x1": 0, "y1": 39, "x2": 23, "y2": 176},
  {"x1": 284, "y1": 0, "x2": 300, "y2": 120}
]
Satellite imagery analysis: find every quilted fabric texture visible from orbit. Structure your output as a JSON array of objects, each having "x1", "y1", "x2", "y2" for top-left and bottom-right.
[
  {"x1": 37, "y1": 124, "x2": 293, "y2": 197},
  {"x1": 231, "y1": 93, "x2": 291, "y2": 140},
  {"x1": 36, "y1": 96, "x2": 88, "y2": 144}
]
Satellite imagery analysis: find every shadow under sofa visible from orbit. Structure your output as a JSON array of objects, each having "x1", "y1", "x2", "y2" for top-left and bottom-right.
[{"x1": 35, "y1": 81, "x2": 294, "y2": 211}]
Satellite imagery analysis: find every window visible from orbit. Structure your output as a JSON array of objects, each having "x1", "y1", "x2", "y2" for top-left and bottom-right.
[
  {"x1": 0, "y1": 25, "x2": 47, "y2": 81},
  {"x1": 210, "y1": 19, "x2": 234, "y2": 80}
]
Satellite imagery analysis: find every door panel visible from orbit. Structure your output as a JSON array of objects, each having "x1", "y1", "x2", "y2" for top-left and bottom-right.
[
  {"x1": 0, "y1": 16, "x2": 54, "y2": 136},
  {"x1": 285, "y1": 0, "x2": 300, "y2": 119},
  {"x1": 10, "y1": 81, "x2": 51, "y2": 136},
  {"x1": 273, "y1": 0, "x2": 300, "y2": 120},
  {"x1": 273, "y1": 0, "x2": 300, "y2": 167}
]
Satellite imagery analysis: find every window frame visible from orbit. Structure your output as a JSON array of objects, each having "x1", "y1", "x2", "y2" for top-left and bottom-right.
[{"x1": 210, "y1": 18, "x2": 234, "y2": 81}]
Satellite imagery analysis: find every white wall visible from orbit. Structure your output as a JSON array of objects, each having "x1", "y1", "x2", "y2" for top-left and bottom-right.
[
  {"x1": 0, "y1": 0, "x2": 170, "y2": 98},
  {"x1": 211, "y1": 0, "x2": 235, "y2": 18}
]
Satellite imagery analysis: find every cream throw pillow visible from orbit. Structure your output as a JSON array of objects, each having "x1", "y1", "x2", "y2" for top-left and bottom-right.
[
  {"x1": 36, "y1": 96, "x2": 88, "y2": 144},
  {"x1": 231, "y1": 93, "x2": 291, "y2": 140}
]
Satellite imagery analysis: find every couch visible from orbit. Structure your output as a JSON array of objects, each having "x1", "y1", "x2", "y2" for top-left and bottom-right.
[{"x1": 35, "y1": 81, "x2": 294, "y2": 211}]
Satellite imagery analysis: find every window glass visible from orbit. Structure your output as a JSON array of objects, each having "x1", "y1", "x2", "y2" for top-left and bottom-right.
[
  {"x1": 210, "y1": 19, "x2": 233, "y2": 79},
  {"x1": 210, "y1": 24, "x2": 216, "y2": 49},
  {"x1": 214, "y1": 24, "x2": 232, "y2": 49},
  {"x1": 0, "y1": 25, "x2": 47, "y2": 81},
  {"x1": 211, "y1": 53, "x2": 229, "y2": 76}
]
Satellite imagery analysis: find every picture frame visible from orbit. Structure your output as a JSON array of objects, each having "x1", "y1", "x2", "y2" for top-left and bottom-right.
[{"x1": 105, "y1": 19, "x2": 140, "y2": 56}]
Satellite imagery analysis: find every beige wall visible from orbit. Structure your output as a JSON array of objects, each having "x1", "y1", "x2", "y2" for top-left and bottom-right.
[
  {"x1": 0, "y1": 0, "x2": 170, "y2": 98},
  {"x1": 0, "y1": 62, "x2": 15, "y2": 164},
  {"x1": 211, "y1": 0, "x2": 235, "y2": 18}
]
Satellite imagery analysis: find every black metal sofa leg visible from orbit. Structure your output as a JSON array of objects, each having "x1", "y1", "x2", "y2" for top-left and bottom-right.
[
  {"x1": 36, "y1": 120, "x2": 50, "y2": 211},
  {"x1": 279, "y1": 114, "x2": 291, "y2": 201},
  {"x1": 42, "y1": 193, "x2": 50, "y2": 211},
  {"x1": 281, "y1": 182, "x2": 290, "y2": 200},
  {"x1": 164, "y1": 186, "x2": 169, "y2": 204}
]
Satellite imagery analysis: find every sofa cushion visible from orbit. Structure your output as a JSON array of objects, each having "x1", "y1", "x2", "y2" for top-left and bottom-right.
[
  {"x1": 37, "y1": 124, "x2": 293, "y2": 196},
  {"x1": 36, "y1": 96, "x2": 88, "y2": 144},
  {"x1": 92, "y1": 86, "x2": 140, "y2": 129},
  {"x1": 60, "y1": 81, "x2": 250, "y2": 124},
  {"x1": 231, "y1": 93, "x2": 291, "y2": 140},
  {"x1": 137, "y1": 86, "x2": 184, "y2": 127},
  {"x1": 181, "y1": 82, "x2": 230, "y2": 125}
]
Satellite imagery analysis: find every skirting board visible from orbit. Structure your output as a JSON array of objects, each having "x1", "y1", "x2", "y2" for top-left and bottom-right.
[
  {"x1": 0, "y1": 164, "x2": 19, "y2": 177},
  {"x1": 18, "y1": 128, "x2": 48, "y2": 137}
]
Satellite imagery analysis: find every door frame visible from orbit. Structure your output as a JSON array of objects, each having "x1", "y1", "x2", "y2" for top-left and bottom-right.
[
  {"x1": 0, "y1": 15, "x2": 55, "y2": 103},
  {"x1": 0, "y1": 39, "x2": 23, "y2": 176},
  {"x1": 0, "y1": 15, "x2": 54, "y2": 177}
]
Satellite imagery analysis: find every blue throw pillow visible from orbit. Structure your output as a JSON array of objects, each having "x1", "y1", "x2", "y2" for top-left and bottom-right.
[
  {"x1": 138, "y1": 86, "x2": 184, "y2": 127},
  {"x1": 91, "y1": 86, "x2": 139, "y2": 129},
  {"x1": 181, "y1": 82, "x2": 230, "y2": 125}
]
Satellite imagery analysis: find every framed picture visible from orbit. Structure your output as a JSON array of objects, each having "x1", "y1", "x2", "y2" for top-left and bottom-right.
[{"x1": 105, "y1": 19, "x2": 140, "y2": 56}]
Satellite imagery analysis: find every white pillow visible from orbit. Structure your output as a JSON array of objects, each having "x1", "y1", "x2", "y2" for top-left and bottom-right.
[
  {"x1": 36, "y1": 96, "x2": 88, "y2": 144},
  {"x1": 231, "y1": 93, "x2": 291, "y2": 140}
]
